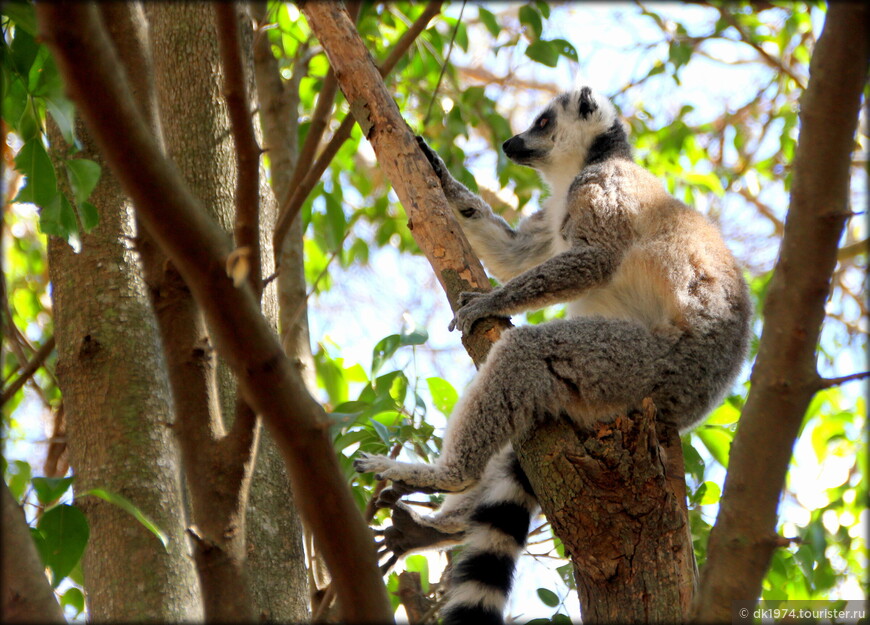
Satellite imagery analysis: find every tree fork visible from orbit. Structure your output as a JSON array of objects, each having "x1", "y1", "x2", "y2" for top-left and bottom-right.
[
  {"x1": 35, "y1": 5, "x2": 391, "y2": 622},
  {"x1": 301, "y1": 2, "x2": 694, "y2": 621}
]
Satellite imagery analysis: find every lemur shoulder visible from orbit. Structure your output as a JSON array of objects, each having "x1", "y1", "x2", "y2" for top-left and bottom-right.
[{"x1": 355, "y1": 86, "x2": 751, "y2": 625}]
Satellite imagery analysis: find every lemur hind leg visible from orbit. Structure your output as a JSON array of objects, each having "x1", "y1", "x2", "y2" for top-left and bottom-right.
[{"x1": 355, "y1": 317, "x2": 671, "y2": 494}]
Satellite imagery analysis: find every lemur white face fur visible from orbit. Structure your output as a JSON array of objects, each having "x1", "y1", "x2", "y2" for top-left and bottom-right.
[
  {"x1": 356, "y1": 86, "x2": 751, "y2": 625},
  {"x1": 503, "y1": 87, "x2": 621, "y2": 196}
]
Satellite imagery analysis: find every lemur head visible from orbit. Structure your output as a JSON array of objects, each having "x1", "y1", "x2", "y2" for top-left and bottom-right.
[{"x1": 502, "y1": 87, "x2": 630, "y2": 189}]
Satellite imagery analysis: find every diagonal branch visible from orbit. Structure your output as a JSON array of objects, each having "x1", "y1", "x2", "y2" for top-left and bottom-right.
[
  {"x1": 34, "y1": 4, "x2": 392, "y2": 623},
  {"x1": 1, "y1": 335, "x2": 55, "y2": 407},
  {"x1": 694, "y1": 5, "x2": 869, "y2": 621}
]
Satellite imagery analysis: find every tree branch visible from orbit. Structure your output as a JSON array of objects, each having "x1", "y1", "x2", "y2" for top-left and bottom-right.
[
  {"x1": 694, "y1": 5, "x2": 869, "y2": 621},
  {"x1": 817, "y1": 371, "x2": 870, "y2": 390},
  {"x1": 1, "y1": 335, "x2": 55, "y2": 407},
  {"x1": 215, "y1": 3, "x2": 262, "y2": 297},
  {"x1": 35, "y1": 5, "x2": 391, "y2": 622}
]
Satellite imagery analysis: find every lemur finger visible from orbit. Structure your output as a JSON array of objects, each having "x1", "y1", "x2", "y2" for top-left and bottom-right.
[
  {"x1": 458, "y1": 291, "x2": 485, "y2": 306},
  {"x1": 379, "y1": 554, "x2": 400, "y2": 575}
]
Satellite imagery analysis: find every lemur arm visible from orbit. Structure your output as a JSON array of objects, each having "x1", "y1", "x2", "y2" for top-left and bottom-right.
[
  {"x1": 449, "y1": 162, "x2": 635, "y2": 334},
  {"x1": 449, "y1": 244, "x2": 620, "y2": 333},
  {"x1": 417, "y1": 137, "x2": 552, "y2": 281}
]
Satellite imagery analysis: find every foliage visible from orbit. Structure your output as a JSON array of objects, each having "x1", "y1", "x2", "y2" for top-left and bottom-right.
[
  {"x1": 1, "y1": 3, "x2": 101, "y2": 243},
  {"x1": 2, "y1": 0, "x2": 865, "y2": 621}
]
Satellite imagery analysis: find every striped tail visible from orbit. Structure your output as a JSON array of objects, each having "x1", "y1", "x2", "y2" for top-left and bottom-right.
[{"x1": 441, "y1": 449, "x2": 538, "y2": 625}]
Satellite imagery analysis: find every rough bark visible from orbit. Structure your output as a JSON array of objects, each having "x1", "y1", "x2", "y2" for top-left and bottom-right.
[
  {"x1": 694, "y1": 5, "x2": 870, "y2": 621},
  {"x1": 36, "y1": 4, "x2": 392, "y2": 622},
  {"x1": 45, "y1": 88, "x2": 202, "y2": 625},
  {"x1": 250, "y1": 3, "x2": 322, "y2": 616},
  {"x1": 1, "y1": 481, "x2": 65, "y2": 623},
  {"x1": 515, "y1": 402, "x2": 694, "y2": 623},
  {"x1": 301, "y1": 3, "x2": 696, "y2": 621},
  {"x1": 144, "y1": 4, "x2": 258, "y2": 620}
]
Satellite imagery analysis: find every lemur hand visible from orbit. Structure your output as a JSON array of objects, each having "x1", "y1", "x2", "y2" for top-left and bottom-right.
[{"x1": 449, "y1": 291, "x2": 507, "y2": 333}]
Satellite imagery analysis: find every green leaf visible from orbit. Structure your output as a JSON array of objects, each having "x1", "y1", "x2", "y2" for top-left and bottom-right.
[
  {"x1": 556, "y1": 562, "x2": 575, "y2": 589},
  {"x1": 78, "y1": 201, "x2": 99, "y2": 232},
  {"x1": 323, "y1": 192, "x2": 347, "y2": 250},
  {"x1": 698, "y1": 481, "x2": 721, "y2": 505},
  {"x1": 426, "y1": 377, "x2": 458, "y2": 417},
  {"x1": 31, "y1": 477, "x2": 74, "y2": 505},
  {"x1": 551, "y1": 38, "x2": 578, "y2": 62},
  {"x1": 39, "y1": 193, "x2": 78, "y2": 240},
  {"x1": 44, "y1": 93, "x2": 77, "y2": 146},
  {"x1": 7, "y1": 460, "x2": 32, "y2": 500},
  {"x1": 60, "y1": 587, "x2": 85, "y2": 616},
  {"x1": 536, "y1": 587, "x2": 560, "y2": 607},
  {"x1": 519, "y1": 5, "x2": 543, "y2": 41},
  {"x1": 10, "y1": 26, "x2": 39, "y2": 77},
  {"x1": 705, "y1": 401, "x2": 740, "y2": 425},
  {"x1": 682, "y1": 438, "x2": 706, "y2": 483},
  {"x1": 2, "y1": 1, "x2": 38, "y2": 36},
  {"x1": 477, "y1": 7, "x2": 500, "y2": 38},
  {"x1": 404, "y1": 554, "x2": 430, "y2": 593},
  {"x1": 37, "y1": 503, "x2": 89, "y2": 586},
  {"x1": 13, "y1": 138, "x2": 58, "y2": 207},
  {"x1": 525, "y1": 40, "x2": 560, "y2": 68},
  {"x1": 697, "y1": 426, "x2": 733, "y2": 468},
  {"x1": 369, "y1": 418, "x2": 391, "y2": 446},
  {"x1": 371, "y1": 327, "x2": 427, "y2": 375},
  {"x1": 79, "y1": 488, "x2": 169, "y2": 548},
  {"x1": 65, "y1": 159, "x2": 101, "y2": 206}
]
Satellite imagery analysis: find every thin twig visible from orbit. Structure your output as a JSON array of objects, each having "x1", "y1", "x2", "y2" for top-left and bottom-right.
[
  {"x1": 1, "y1": 335, "x2": 56, "y2": 406},
  {"x1": 817, "y1": 371, "x2": 870, "y2": 389},
  {"x1": 423, "y1": 0, "x2": 465, "y2": 127}
]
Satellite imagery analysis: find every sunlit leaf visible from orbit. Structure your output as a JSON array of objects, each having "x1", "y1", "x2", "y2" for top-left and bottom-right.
[
  {"x1": 79, "y1": 489, "x2": 168, "y2": 549},
  {"x1": 426, "y1": 376, "x2": 458, "y2": 417},
  {"x1": 404, "y1": 554, "x2": 430, "y2": 593}
]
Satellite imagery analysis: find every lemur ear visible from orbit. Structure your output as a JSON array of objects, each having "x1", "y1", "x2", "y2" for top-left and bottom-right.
[{"x1": 578, "y1": 87, "x2": 598, "y2": 118}]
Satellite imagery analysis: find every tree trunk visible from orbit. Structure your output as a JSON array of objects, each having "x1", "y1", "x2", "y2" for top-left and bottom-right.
[
  {"x1": 1, "y1": 481, "x2": 65, "y2": 623},
  {"x1": 46, "y1": 118, "x2": 202, "y2": 621},
  {"x1": 694, "y1": 5, "x2": 869, "y2": 620},
  {"x1": 144, "y1": 4, "x2": 309, "y2": 620},
  {"x1": 515, "y1": 401, "x2": 695, "y2": 622}
]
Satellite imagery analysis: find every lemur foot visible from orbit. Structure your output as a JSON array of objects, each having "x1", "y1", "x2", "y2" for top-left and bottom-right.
[
  {"x1": 373, "y1": 504, "x2": 465, "y2": 573},
  {"x1": 353, "y1": 452, "x2": 395, "y2": 477}
]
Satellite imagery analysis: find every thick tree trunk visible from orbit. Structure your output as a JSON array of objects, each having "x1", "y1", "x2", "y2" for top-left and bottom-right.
[
  {"x1": 46, "y1": 119, "x2": 202, "y2": 621},
  {"x1": 515, "y1": 401, "x2": 695, "y2": 622}
]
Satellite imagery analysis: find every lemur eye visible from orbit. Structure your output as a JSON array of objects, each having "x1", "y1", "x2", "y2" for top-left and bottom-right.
[{"x1": 537, "y1": 116, "x2": 549, "y2": 129}]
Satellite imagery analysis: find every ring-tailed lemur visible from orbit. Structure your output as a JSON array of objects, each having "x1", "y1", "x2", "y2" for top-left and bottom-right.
[{"x1": 355, "y1": 86, "x2": 751, "y2": 624}]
